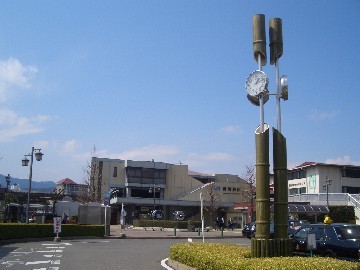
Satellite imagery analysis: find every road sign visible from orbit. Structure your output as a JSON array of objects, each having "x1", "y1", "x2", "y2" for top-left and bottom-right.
[{"x1": 54, "y1": 217, "x2": 62, "y2": 234}]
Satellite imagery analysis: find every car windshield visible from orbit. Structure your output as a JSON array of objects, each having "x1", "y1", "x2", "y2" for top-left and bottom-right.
[
  {"x1": 293, "y1": 227, "x2": 311, "y2": 239},
  {"x1": 334, "y1": 226, "x2": 360, "y2": 240}
]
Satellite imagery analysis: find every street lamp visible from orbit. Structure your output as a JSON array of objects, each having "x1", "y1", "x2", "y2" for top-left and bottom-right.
[
  {"x1": 149, "y1": 185, "x2": 161, "y2": 211},
  {"x1": 323, "y1": 176, "x2": 332, "y2": 212},
  {"x1": 22, "y1": 147, "x2": 44, "y2": 224},
  {"x1": 5, "y1": 174, "x2": 11, "y2": 191}
]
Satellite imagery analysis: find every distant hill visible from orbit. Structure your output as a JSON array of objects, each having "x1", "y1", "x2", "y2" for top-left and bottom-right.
[{"x1": 0, "y1": 174, "x2": 57, "y2": 193}]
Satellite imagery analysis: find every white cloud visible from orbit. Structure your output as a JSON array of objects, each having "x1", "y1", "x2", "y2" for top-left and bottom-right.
[
  {"x1": 55, "y1": 143, "x2": 180, "y2": 164},
  {"x1": 0, "y1": 108, "x2": 49, "y2": 142},
  {"x1": 120, "y1": 144, "x2": 179, "y2": 160},
  {"x1": 184, "y1": 152, "x2": 234, "y2": 169},
  {"x1": 0, "y1": 58, "x2": 38, "y2": 102},
  {"x1": 202, "y1": 152, "x2": 233, "y2": 161},
  {"x1": 325, "y1": 156, "x2": 360, "y2": 166},
  {"x1": 219, "y1": 125, "x2": 241, "y2": 134},
  {"x1": 60, "y1": 139, "x2": 79, "y2": 154},
  {"x1": 308, "y1": 109, "x2": 339, "y2": 121}
]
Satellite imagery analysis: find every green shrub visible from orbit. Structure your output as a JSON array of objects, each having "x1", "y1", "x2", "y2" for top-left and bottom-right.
[
  {"x1": 299, "y1": 206, "x2": 355, "y2": 224},
  {"x1": 0, "y1": 223, "x2": 104, "y2": 240},
  {"x1": 133, "y1": 219, "x2": 201, "y2": 229},
  {"x1": 170, "y1": 243, "x2": 359, "y2": 270}
]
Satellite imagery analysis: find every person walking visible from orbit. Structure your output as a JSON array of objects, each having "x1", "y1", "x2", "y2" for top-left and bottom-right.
[
  {"x1": 228, "y1": 218, "x2": 233, "y2": 231},
  {"x1": 62, "y1": 211, "x2": 68, "y2": 224}
]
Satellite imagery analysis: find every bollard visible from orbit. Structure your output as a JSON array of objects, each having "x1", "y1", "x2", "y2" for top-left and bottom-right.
[
  {"x1": 221, "y1": 227, "x2": 224, "y2": 237},
  {"x1": 174, "y1": 227, "x2": 176, "y2": 236},
  {"x1": 198, "y1": 228, "x2": 200, "y2": 236}
]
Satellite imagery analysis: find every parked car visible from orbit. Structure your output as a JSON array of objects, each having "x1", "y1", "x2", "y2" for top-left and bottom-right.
[
  {"x1": 292, "y1": 223, "x2": 360, "y2": 261},
  {"x1": 242, "y1": 221, "x2": 256, "y2": 239},
  {"x1": 150, "y1": 209, "x2": 164, "y2": 220},
  {"x1": 172, "y1": 211, "x2": 185, "y2": 221},
  {"x1": 251, "y1": 219, "x2": 310, "y2": 239}
]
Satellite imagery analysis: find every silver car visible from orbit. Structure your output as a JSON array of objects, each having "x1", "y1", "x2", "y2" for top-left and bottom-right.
[{"x1": 173, "y1": 211, "x2": 185, "y2": 221}]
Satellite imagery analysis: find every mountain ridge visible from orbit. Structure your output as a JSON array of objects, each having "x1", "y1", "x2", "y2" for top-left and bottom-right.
[{"x1": 0, "y1": 174, "x2": 57, "y2": 193}]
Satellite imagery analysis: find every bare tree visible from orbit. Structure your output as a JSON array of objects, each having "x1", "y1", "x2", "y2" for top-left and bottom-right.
[
  {"x1": 242, "y1": 165, "x2": 256, "y2": 222},
  {"x1": 78, "y1": 146, "x2": 102, "y2": 203},
  {"x1": 203, "y1": 182, "x2": 220, "y2": 227}
]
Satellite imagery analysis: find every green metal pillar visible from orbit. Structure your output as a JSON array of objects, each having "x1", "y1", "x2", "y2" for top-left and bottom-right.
[
  {"x1": 273, "y1": 128, "x2": 288, "y2": 238},
  {"x1": 273, "y1": 128, "x2": 292, "y2": 256},
  {"x1": 255, "y1": 124, "x2": 270, "y2": 240}
]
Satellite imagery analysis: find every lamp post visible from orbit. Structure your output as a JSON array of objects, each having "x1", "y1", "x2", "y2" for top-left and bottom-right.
[
  {"x1": 323, "y1": 176, "x2": 332, "y2": 212},
  {"x1": 22, "y1": 147, "x2": 44, "y2": 224},
  {"x1": 5, "y1": 174, "x2": 11, "y2": 191}
]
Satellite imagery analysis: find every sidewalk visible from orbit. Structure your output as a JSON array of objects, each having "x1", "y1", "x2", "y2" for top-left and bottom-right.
[{"x1": 108, "y1": 225, "x2": 244, "y2": 239}]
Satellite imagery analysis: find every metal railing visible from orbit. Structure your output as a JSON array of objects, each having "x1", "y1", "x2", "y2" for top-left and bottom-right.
[
  {"x1": 172, "y1": 182, "x2": 214, "y2": 200},
  {"x1": 288, "y1": 193, "x2": 360, "y2": 211}
]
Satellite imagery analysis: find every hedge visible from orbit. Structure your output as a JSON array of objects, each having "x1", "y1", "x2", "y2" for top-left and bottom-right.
[
  {"x1": 170, "y1": 243, "x2": 360, "y2": 270},
  {"x1": 133, "y1": 219, "x2": 202, "y2": 229},
  {"x1": 0, "y1": 223, "x2": 104, "y2": 240}
]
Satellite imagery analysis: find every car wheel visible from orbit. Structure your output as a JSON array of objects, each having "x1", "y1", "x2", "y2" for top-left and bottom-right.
[
  {"x1": 247, "y1": 235, "x2": 251, "y2": 239},
  {"x1": 324, "y1": 249, "x2": 336, "y2": 258}
]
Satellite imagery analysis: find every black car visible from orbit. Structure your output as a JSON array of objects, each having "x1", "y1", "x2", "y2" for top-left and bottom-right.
[
  {"x1": 242, "y1": 221, "x2": 256, "y2": 239},
  {"x1": 150, "y1": 209, "x2": 164, "y2": 220},
  {"x1": 251, "y1": 220, "x2": 310, "y2": 239},
  {"x1": 292, "y1": 223, "x2": 360, "y2": 261}
]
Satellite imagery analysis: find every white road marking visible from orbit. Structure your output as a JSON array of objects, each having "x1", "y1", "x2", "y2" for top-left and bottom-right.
[
  {"x1": 51, "y1": 260, "x2": 61, "y2": 264},
  {"x1": 26, "y1": 260, "x2": 51, "y2": 265},
  {"x1": 42, "y1": 242, "x2": 72, "y2": 246},
  {"x1": 37, "y1": 250, "x2": 63, "y2": 253},
  {"x1": 1, "y1": 260, "x2": 24, "y2": 266},
  {"x1": 161, "y1": 258, "x2": 174, "y2": 270}
]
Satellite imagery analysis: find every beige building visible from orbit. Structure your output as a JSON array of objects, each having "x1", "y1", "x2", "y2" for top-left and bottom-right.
[
  {"x1": 287, "y1": 162, "x2": 360, "y2": 195},
  {"x1": 90, "y1": 158, "x2": 248, "y2": 227}
]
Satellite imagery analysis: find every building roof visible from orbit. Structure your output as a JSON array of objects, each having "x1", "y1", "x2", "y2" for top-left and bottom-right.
[
  {"x1": 295, "y1": 162, "x2": 317, "y2": 168},
  {"x1": 292, "y1": 161, "x2": 360, "y2": 170},
  {"x1": 57, "y1": 178, "x2": 78, "y2": 185},
  {"x1": 188, "y1": 170, "x2": 213, "y2": 177}
]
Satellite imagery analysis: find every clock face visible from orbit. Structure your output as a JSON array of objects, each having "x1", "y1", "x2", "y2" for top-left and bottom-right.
[{"x1": 245, "y1": 70, "x2": 268, "y2": 97}]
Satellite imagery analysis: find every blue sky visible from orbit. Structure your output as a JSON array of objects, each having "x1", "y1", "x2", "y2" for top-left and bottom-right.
[{"x1": 0, "y1": 1, "x2": 359, "y2": 184}]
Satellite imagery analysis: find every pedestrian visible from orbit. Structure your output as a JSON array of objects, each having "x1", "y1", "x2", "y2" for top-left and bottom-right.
[
  {"x1": 62, "y1": 211, "x2": 68, "y2": 224},
  {"x1": 228, "y1": 218, "x2": 233, "y2": 231},
  {"x1": 215, "y1": 217, "x2": 220, "y2": 230},
  {"x1": 220, "y1": 217, "x2": 225, "y2": 230}
]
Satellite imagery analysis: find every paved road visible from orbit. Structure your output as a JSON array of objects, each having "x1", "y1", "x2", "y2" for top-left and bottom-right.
[{"x1": 0, "y1": 237, "x2": 251, "y2": 270}]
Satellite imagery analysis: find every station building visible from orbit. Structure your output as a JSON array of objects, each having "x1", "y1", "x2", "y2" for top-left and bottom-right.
[{"x1": 90, "y1": 158, "x2": 249, "y2": 227}]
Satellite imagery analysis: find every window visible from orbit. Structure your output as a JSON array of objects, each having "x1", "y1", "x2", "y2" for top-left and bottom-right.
[
  {"x1": 288, "y1": 170, "x2": 306, "y2": 180},
  {"x1": 113, "y1": 167, "x2": 117, "y2": 177},
  {"x1": 342, "y1": 168, "x2": 360, "y2": 178},
  {"x1": 127, "y1": 167, "x2": 141, "y2": 177},
  {"x1": 142, "y1": 168, "x2": 153, "y2": 178},
  {"x1": 310, "y1": 227, "x2": 325, "y2": 240}
]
